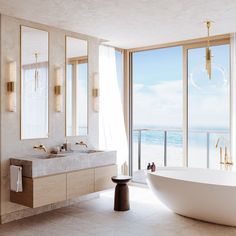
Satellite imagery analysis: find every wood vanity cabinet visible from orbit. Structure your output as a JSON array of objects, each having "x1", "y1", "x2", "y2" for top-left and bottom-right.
[
  {"x1": 33, "y1": 174, "x2": 67, "y2": 207},
  {"x1": 10, "y1": 173, "x2": 67, "y2": 208},
  {"x1": 67, "y1": 168, "x2": 95, "y2": 199},
  {"x1": 95, "y1": 165, "x2": 117, "y2": 191},
  {"x1": 10, "y1": 164, "x2": 117, "y2": 208}
]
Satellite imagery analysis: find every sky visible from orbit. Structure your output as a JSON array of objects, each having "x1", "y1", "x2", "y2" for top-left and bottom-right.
[{"x1": 132, "y1": 44, "x2": 230, "y2": 130}]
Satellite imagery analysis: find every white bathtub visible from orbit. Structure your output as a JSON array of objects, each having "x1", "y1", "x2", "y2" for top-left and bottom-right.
[{"x1": 147, "y1": 167, "x2": 236, "y2": 226}]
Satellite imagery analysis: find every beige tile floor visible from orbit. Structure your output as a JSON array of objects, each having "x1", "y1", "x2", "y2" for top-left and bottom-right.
[{"x1": 0, "y1": 185, "x2": 236, "y2": 236}]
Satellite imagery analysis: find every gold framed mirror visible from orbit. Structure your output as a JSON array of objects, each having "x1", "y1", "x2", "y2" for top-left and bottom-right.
[{"x1": 66, "y1": 36, "x2": 88, "y2": 136}]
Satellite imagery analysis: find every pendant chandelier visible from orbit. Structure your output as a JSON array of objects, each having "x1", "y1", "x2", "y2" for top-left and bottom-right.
[{"x1": 205, "y1": 21, "x2": 212, "y2": 79}]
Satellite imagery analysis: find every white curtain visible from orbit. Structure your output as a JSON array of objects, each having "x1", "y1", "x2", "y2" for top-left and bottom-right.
[{"x1": 99, "y1": 45, "x2": 128, "y2": 169}]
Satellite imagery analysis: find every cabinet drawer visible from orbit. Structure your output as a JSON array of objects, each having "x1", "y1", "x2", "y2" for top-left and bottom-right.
[
  {"x1": 67, "y1": 168, "x2": 94, "y2": 199},
  {"x1": 10, "y1": 165, "x2": 117, "y2": 208},
  {"x1": 33, "y1": 174, "x2": 66, "y2": 208},
  {"x1": 11, "y1": 174, "x2": 67, "y2": 208},
  {"x1": 95, "y1": 165, "x2": 117, "y2": 192}
]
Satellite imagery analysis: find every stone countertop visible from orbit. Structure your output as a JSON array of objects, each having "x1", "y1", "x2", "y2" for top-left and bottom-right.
[{"x1": 10, "y1": 150, "x2": 117, "y2": 178}]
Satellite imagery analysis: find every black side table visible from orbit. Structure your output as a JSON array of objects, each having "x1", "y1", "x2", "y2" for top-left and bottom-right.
[{"x1": 111, "y1": 175, "x2": 132, "y2": 211}]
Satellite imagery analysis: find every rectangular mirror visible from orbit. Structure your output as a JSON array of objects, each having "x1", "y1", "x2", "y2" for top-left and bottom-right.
[
  {"x1": 21, "y1": 26, "x2": 49, "y2": 139},
  {"x1": 66, "y1": 36, "x2": 88, "y2": 136}
]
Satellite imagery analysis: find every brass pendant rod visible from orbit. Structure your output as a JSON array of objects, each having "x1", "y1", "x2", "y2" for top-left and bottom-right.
[
  {"x1": 34, "y1": 52, "x2": 39, "y2": 91},
  {"x1": 205, "y1": 21, "x2": 212, "y2": 79},
  {"x1": 206, "y1": 21, "x2": 211, "y2": 48}
]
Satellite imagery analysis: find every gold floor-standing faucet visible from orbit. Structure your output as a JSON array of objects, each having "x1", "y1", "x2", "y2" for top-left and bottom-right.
[
  {"x1": 219, "y1": 146, "x2": 223, "y2": 164},
  {"x1": 215, "y1": 137, "x2": 233, "y2": 168}
]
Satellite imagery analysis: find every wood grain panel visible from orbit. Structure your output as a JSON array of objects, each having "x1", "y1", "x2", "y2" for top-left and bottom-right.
[
  {"x1": 33, "y1": 174, "x2": 66, "y2": 208},
  {"x1": 67, "y1": 168, "x2": 94, "y2": 199},
  {"x1": 94, "y1": 165, "x2": 117, "y2": 192},
  {"x1": 10, "y1": 165, "x2": 116, "y2": 208},
  {"x1": 10, "y1": 177, "x2": 33, "y2": 207}
]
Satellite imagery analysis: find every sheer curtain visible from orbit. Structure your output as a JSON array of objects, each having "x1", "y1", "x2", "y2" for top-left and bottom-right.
[{"x1": 99, "y1": 45, "x2": 128, "y2": 169}]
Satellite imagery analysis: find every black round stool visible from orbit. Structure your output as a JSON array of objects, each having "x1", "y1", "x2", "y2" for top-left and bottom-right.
[{"x1": 111, "y1": 175, "x2": 132, "y2": 211}]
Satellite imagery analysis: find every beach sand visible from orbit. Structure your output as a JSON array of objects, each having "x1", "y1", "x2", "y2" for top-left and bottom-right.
[{"x1": 132, "y1": 142, "x2": 225, "y2": 183}]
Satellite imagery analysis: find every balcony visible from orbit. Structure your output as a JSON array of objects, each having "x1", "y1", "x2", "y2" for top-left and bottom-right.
[{"x1": 132, "y1": 128, "x2": 229, "y2": 183}]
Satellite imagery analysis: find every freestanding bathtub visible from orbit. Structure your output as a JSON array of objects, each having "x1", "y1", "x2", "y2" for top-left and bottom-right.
[{"x1": 147, "y1": 167, "x2": 236, "y2": 226}]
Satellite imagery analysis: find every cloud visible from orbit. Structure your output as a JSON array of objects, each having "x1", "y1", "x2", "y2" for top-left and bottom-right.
[
  {"x1": 133, "y1": 80, "x2": 229, "y2": 129},
  {"x1": 133, "y1": 81, "x2": 182, "y2": 127}
]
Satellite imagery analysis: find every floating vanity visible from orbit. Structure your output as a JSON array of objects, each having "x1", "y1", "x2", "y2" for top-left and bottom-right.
[{"x1": 10, "y1": 150, "x2": 117, "y2": 208}]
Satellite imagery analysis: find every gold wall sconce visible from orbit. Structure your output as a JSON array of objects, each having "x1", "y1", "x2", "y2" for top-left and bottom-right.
[
  {"x1": 7, "y1": 61, "x2": 16, "y2": 112},
  {"x1": 92, "y1": 88, "x2": 99, "y2": 97},
  {"x1": 93, "y1": 73, "x2": 99, "y2": 112},
  {"x1": 55, "y1": 67, "x2": 62, "y2": 112},
  {"x1": 54, "y1": 85, "x2": 61, "y2": 95}
]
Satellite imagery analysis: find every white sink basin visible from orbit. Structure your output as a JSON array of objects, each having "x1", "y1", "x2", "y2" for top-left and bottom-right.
[
  {"x1": 35, "y1": 150, "x2": 103, "y2": 158},
  {"x1": 36, "y1": 154, "x2": 67, "y2": 159},
  {"x1": 75, "y1": 149, "x2": 104, "y2": 154}
]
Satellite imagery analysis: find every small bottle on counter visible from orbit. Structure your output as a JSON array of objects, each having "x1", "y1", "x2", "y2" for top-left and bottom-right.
[
  {"x1": 151, "y1": 162, "x2": 156, "y2": 172},
  {"x1": 147, "y1": 163, "x2": 151, "y2": 171}
]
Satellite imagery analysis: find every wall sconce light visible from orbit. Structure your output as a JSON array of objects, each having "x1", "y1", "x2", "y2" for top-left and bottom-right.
[
  {"x1": 55, "y1": 67, "x2": 62, "y2": 112},
  {"x1": 7, "y1": 61, "x2": 17, "y2": 112},
  {"x1": 92, "y1": 73, "x2": 99, "y2": 112}
]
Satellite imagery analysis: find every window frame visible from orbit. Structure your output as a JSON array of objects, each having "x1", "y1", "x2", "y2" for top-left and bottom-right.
[
  {"x1": 183, "y1": 38, "x2": 230, "y2": 167},
  {"x1": 125, "y1": 35, "x2": 231, "y2": 175}
]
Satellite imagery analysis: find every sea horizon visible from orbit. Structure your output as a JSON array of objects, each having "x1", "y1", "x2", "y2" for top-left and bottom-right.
[{"x1": 133, "y1": 125, "x2": 229, "y2": 131}]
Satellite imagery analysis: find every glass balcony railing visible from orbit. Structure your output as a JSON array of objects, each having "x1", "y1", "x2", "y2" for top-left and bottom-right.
[{"x1": 132, "y1": 128, "x2": 229, "y2": 179}]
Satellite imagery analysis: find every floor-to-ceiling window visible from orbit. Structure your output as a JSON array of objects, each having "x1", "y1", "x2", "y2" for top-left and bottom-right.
[
  {"x1": 132, "y1": 46, "x2": 183, "y2": 182},
  {"x1": 186, "y1": 43, "x2": 230, "y2": 168},
  {"x1": 130, "y1": 38, "x2": 230, "y2": 182}
]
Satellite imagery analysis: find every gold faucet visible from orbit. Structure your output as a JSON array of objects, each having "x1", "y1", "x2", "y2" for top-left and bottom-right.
[
  {"x1": 33, "y1": 144, "x2": 47, "y2": 153},
  {"x1": 75, "y1": 141, "x2": 88, "y2": 148},
  {"x1": 225, "y1": 147, "x2": 233, "y2": 165},
  {"x1": 215, "y1": 137, "x2": 223, "y2": 164},
  {"x1": 215, "y1": 137, "x2": 233, "y2": 166}
]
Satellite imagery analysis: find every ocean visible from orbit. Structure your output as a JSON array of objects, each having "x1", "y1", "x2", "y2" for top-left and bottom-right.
[
  {"x1": 133, "y1": 127, "x2": 229, "y2": 148},
  {"x1": 132, "y1": 127, "x2": 230, "y2": 178}
]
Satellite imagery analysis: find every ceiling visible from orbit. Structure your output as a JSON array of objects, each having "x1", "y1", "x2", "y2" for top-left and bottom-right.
[{"x1": 0, "y1": 0, "x2": 236, "y2": 49}]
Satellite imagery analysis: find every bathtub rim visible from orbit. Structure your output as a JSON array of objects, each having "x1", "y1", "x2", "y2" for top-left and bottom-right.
[{"x1": 147, "y1": 167, "x2": 236, "y2": 187}]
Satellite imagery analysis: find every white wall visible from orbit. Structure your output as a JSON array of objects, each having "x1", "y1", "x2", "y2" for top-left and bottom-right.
[{"x1": 0, "y1": 14, "x2": 100, "y2": 221}]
